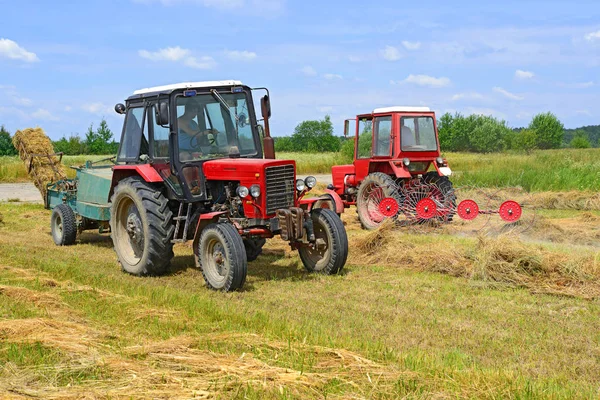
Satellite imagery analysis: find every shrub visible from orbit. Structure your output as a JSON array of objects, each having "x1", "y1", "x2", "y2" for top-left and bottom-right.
[{"x1": 528, "y1": 112, "x2": 564, "y2": 149}]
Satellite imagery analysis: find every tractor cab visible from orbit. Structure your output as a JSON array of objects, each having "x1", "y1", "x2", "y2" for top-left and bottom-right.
[{"x1": 343, "y1": 106, "x2": 451, "y2": 180}]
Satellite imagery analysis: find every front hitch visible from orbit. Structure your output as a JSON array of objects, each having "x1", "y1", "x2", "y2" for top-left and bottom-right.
[{"x1": 277, "y1": 207, "x2": 315, "y2": 243}]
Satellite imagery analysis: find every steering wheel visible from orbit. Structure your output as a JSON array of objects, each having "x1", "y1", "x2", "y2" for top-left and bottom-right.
[{"x1": 190, "y1": 129, "x2": 219, "y2": 147}]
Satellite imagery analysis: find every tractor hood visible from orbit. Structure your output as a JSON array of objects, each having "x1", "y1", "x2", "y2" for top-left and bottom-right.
[{"x1": 202, "y1": 158, "x2": 296, "y2": 182}]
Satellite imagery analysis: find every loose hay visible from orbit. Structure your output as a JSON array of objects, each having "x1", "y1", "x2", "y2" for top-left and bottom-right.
[{"x1": 12, "y1": 127, "x2": 66, "y2": 202}]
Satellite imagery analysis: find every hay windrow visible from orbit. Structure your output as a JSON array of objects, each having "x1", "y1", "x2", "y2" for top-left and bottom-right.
[{"x1": 12, "y1": 127, "x2": 66, "y2": 200}]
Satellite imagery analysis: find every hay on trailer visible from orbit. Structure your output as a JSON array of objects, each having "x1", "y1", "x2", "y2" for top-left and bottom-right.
[{"x1": 12, "y1": 127, "x2": 67, "y2": 202}]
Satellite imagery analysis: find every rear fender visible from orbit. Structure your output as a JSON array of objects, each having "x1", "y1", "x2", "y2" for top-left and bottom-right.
[
  {"x1": 109, "y1": 165, "x2": 163, "y2": 200},
  {"x1": 299, "y1": 189, "x2": 345, "y2": 214},
  {"x1": 192, "y1": 211, "x2": 228, "y2": 266}
]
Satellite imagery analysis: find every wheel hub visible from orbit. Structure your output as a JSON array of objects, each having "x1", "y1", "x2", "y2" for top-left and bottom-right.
[
  {"x1": 378, "y1": 197, "x2": 399, "y2": 217},
  {"x1": 415, "y1": 198, "x2": 437, "y2": 220},
  {"x1": 457, "y1": 199, "x2": 479, "y2": 220},
  {"x1": 126, "y1": 213, "x2": 143, "y2": 244},
  {"x1": 499, "y1": 200, "x2": 522, "y2": 222}
]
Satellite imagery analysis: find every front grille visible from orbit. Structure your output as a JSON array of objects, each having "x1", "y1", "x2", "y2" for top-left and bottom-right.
[{"x1": 265, "y1": 164, "x2": 295, "y2": 215}]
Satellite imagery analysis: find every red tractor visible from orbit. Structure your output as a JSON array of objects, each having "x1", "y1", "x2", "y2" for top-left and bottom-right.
[
  {"x1": 43, "y1": 80, "x2": 348, "y2": 292},
  {"x1": 324, "y1": 106, "x2": 457, "y2": 229}
]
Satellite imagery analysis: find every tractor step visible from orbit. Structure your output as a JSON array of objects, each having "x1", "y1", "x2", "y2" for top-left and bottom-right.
[{"x1": 172, "y1": 202, "x2": 192, "y2": 243}]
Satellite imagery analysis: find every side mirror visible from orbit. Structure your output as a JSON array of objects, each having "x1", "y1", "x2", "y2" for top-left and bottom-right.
[
  {"x1": 156, "y1": 102, "x2": 169, "y2": 126},
  {"x1": 114, "y1": 103, "x2": 126, "y2": 115},
  {"x1": 260, "y1": 95, "x2": 271, "y2": 119},
  {"x1": 344, "y1": 120, "x2": 350, "y2": 137}
]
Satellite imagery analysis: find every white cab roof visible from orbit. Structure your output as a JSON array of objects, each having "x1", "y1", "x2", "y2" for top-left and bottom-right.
[
  {"x1": 373, "y1": 106, "x2": 431, "y2": 113},
  {"x1": 133, "y1": 80, "x2": 243, "y2": 95}
]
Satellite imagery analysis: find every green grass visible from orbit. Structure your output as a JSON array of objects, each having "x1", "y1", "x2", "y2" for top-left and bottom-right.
[
  {"x1": 1, "y1": 202, "x2": 599, "y2": 398},
  {"x1": 0, "y1": 155, "x2": 112, "y2": 183},
  {"x1": 278, "y1": 148, "x2": 600, "y2": 191}
]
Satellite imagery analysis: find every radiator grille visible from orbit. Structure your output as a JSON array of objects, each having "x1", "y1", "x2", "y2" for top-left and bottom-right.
[{"x1": 265, "y1": 164, "x2": 295, "y2": 215}]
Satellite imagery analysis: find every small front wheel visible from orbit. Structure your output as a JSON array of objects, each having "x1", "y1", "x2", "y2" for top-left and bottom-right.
[
  {"x1": 199, "y1": 223, "x2": 247, "y2": 292},
  {"x1": 51, "y1": 204, "x2": 77, "y2": 246},
  {"x1": 299, "y1": 209, "x2": 348, "y2": 275}
]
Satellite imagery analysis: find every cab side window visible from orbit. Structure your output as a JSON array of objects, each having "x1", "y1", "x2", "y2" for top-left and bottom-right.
[
  {"x1": 118, "y1": 107, "x2": 145, "y2": 161},
  {"x1": 152, "y1": 106, "x2": 170, "y2": 158},
  {"x1": 373, "y1": 116, "x2": 392, "y2": 156},
  {"x1": 356, "y1": 118, "x2": 373, "y2": 158}
]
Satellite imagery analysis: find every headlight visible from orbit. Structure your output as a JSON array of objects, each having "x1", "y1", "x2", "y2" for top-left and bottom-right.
[
  {"x1": 236, "y1": 185, "x2": 249, "y2": 198},
  {"x1": 436, "y1": 157, "x2": 444, "y2": 166},
  {"x1": 305, "y1": 176, "x2": 317, "y2": 189},
  {"x1": 403, "y1": 158, "x2": 410, "y2": 166},
  {"x1": 296, "y1": 179, "x2": 306, "y2": 192},
  {"x1": 250, "y1": 184, "x2": 261, "y2": 198}
]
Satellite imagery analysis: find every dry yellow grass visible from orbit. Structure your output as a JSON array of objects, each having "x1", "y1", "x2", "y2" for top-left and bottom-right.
[{"x1": 11, "y1": 127, "x2": 67, "y2": 201}]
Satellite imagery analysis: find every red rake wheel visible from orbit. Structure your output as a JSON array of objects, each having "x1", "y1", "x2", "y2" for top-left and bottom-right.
[
  {"x1": 457, "y1": 199, "x2": 479, "y2": 221},
  {"x1": 415, "y1": 198, "x2": 437, "y2": 220},
  {"x1": 499, "y1": 200, "x2": 522, "y2": 222},
  {"x1": 378, "y1": 197, "x2": 399, "y2": 217}
]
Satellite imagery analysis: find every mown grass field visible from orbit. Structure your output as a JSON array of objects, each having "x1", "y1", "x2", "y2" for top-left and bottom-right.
[{"x1": 1, "y1": 199, "x2": 600, "y2": 398}]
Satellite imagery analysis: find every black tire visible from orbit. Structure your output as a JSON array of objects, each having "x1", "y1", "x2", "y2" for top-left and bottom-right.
[
  {"x1": 109, "y1": 177, "x2": 174, "y2": 276},
  {"x1": 199, "y1": 223, "x2": 247, "y2": 291},
  {"x1": 422, "y1": 171, "x2": 456, "y2": 221},
  {"x1": 356, "y1": 172, "x2": 400, "y2": 230},
  {"x1": 51, "y1": 204, "x2": 77, "y2": 246},
  {"x1": 244, "y1": 237, "x2": 266, "y2": 262},
  {"x1": 299, "y1": 208, "x2": 348, "y2": 275}
]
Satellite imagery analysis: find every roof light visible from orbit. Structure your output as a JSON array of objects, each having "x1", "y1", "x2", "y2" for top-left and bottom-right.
[
  {"x1": 183, "y1": 90, "x2": 197, "y2": 97},
  {"x1": 232, "y1": 86, "x2": 243, "y2": 93}
]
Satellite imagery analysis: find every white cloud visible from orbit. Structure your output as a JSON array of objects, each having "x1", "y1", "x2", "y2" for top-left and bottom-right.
[
  {"x1": 82, "y1": 103, "x2": 112, "y2": 115},
  {"x1": 139, "y1": 46, "x2": 189, "y2": 61},
  {"x1": 382, "y1": 45, "x2": 401, "y2": 61},
  {"x1": 12, "y1": 97, "x2": 32, "y2": 106},
  {"x1": 301, "y1": 66, "x2": 317, "y2": 76},
  {"x1": 323, "y1": 73, "x2": 342, "y2": 80},
  {"x1": 64, "y1": 106, "x2": 72, "y2": 112},
  {"x1": 224, "y1": 50, "x2": 257, "y2": 61},
  {"x1": 183, "y1": 56, "x2": 216, "y2": 69},
  {"x1": 32, "y1": 108, "x2": 58, "y2": 121},
  {"x1": 516, "y1": 111, "x2": 532, "y2": 120},
  {"x1": 584, "y1": 30, "x2": 600, "y2": 42},
  {"x1": 576, "y1": 109, "x2": 592, "y2": 116},
  {"x1": 451, "y1": 92, "x2": 484, "y2": 101},
  {"x1": 392, "y1": 74, "x2": 451, "y2": 88},
  {"x1": 493, "y1": 87, "x2": 524, "y2": 100},
  {"x1": 348, "y1": 55, "x2": 362, "y2": 63},
  {"x1": 515, "y1": 69, "x2": 534, "y2": 79},
  {"x1": 139, "y1": 46, "x2": 216, "y2": 69},
  {"x1": 558, "y1": 81, "x2": 594, "y2": 89},
  {"x1": 402, "y1": 40, "x2": 421, "y2": 50},
  {"x1": 0, "y1": 38, "x2": 39, "y2": 63}
]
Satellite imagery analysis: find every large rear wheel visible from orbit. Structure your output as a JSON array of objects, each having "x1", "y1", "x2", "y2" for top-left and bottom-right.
[
  {"x1": 356, "y1": 172, "x2": 400, "y2": 230},
  {"x1": 299, "y1": 208, "x2": 348, "y2": 275},
  {"x1": 110, "y1": 177, "x2": 174, "y2": 276},
  {"x1": 199, "y1": 223, "x2": 247, "y2": 291}
]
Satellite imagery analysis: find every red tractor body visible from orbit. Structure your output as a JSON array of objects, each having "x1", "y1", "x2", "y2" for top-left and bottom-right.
[{"x1": 327, "y1": 107, "x2": 455, "y2": 229}]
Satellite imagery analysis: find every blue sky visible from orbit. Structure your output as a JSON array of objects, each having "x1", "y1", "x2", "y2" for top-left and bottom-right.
[{"x1": 1, "y1": 0, "x2": 599, "y2": 140}]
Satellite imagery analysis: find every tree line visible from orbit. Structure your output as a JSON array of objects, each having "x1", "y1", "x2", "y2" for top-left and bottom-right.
[{"x1": 1, "y1": 114, "x2": 599, "y2": 157}]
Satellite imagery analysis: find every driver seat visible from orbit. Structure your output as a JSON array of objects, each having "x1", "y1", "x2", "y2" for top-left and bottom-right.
[{"x1": 401, "y1": 126, "x2": 415, "y2": 148}]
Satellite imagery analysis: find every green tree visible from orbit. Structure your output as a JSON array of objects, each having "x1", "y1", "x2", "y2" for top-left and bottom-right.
[
  {"x1": 469, "y1": 116, "x2": 511, "y2": 153},
  {"x1": 291, "y1": 115, "x2": 340, "y2": 152},
  {"x1": 528, "y1": 112, "x2": 564, "y2": 149},
  {"x1": 53, "y1": 134, "x2": 86, "y2": 155},
  {"x1": 274, "y1": 136, "x2": 295, "y2": 152},
  {"x1": 85, "y1": 119, "x2": 116, "y2": 155},
  {"x1": 511, "y1": 129, "x2": 538, "y2": 153},
  {"x1": 0, "y1": 125, "x2": 17, "y2": 156},
  {"x1": 340, "y1": 138, "x2": 355, "y2": 163},
  {"x1": 570, "y1": 130, "x2": 591, "y2": 149}
]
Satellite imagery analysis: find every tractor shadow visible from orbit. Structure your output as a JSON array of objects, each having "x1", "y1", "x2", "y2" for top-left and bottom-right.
[{"x1": 77, "y1": 232, "x2": 114, "y2": 248}]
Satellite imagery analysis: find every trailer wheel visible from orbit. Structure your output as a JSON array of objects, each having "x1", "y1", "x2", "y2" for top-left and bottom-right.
[
  {"x1": 51, "y1": 204, "x2": 77, "y2": 246},
  {"x1": 299, "y1": 208, "x2": 348, "y2": 275},
  {"x1": 244, "y1": 237, "x2": 266, "y2": 262},
  {"x1": 199, "y1": 223, "x2": 247, "y2": 291},
  {"x1": 110, "y1": 177, "x2": 174, "y2": 276},
  {"x1": 356, "y1": 173, "x2": 400, "y2": 230}
]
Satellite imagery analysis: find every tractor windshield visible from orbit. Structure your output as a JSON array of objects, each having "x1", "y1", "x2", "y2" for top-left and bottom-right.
[
  {"x1": 176, "y1": 92, "x2": 258, "y2": 161},
  {"x1": 400, "y1": 116, "x2": 438, "y2": 152}
]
